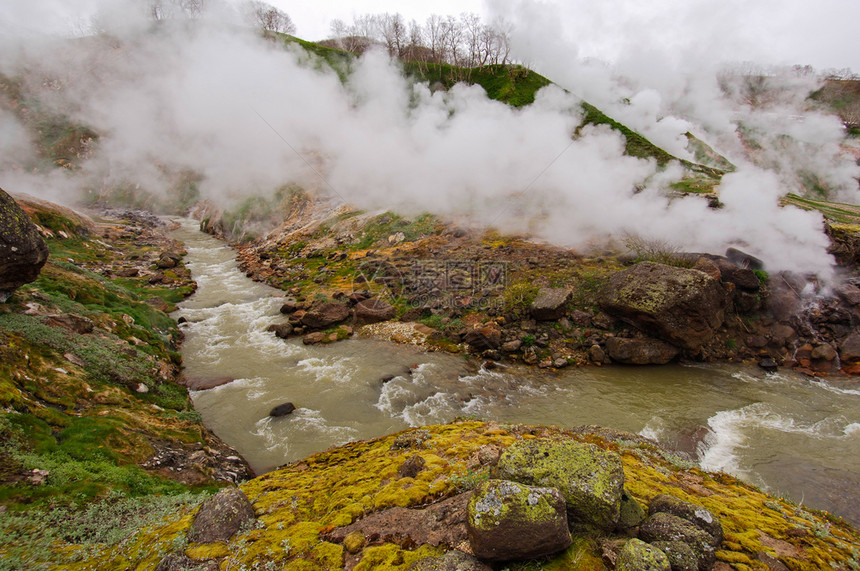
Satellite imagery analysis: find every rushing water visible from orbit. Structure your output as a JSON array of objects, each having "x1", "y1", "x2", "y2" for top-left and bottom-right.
[{"x1": 171, "y1": 219, "x2": 860, "y2": 524}]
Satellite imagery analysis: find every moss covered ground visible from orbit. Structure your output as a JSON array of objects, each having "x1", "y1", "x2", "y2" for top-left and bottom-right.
[{"x1": 60, "y1": 420, "x2": 860, "y2": 570}]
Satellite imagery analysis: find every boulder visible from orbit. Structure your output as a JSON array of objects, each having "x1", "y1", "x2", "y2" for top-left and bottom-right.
[
  {"x1": 648, "y1": 494, "x2": 723, "y2": 545},
  {"x1": 598, "y1": 262, "x2": 728, "y2": 351},
  {"x1": 156, "y1": 252, "x2": 181, "y2": 269},
  {"x1": 835, "y1": 283, "x2": 860, "y2": 306},
  {"x1": 713, "y1": 259, "x2": 760, "y2": 292},
  {"x1": 467, "y1": 479, "x2": 571, "y2": 561},
  {"x1": 491, "y1": 439, "x2": 624, "y2": 531},
  {"x1": 0, "y1": 188, "x2": 49, "y2": 301},
  {"x1": 605, "y1": 337, "x2": 679, "y2": 365},
  {"x1": 398, "y1": 455, "x2": 426, "y2": 478},
  {"x1": 187, "y1": 488, "x2": 255, "y2": 544},
  {"x1": 618, "y1": 489, "x2": 647, "y2": 529},
  {"x1": 758, "y1": 358, "x2": 778, "y2": 373},
  {"x1": 692, "y1": 258, "x2": 721, "y2": 281},
  {"x1": 302, "y1": 331, "x2": 326, "y2": 345},
  {"x1": 529, "y1": 288, "x2": 571, "y2": 321},
  {"x1": 269, "y1": 402, "x2": 296, "y2": 417},
  {"x1": 43, "y1": 314, "x2": 95, "y2": 334},
  {"x1": 279, "y1": 301, "x2": 300, "y2": 314},
  {"x1": 301, "y1": 302, "x2": 349, "y2": 329},
  {"x1": 463, "y1": 323, "x2": 502, "y2": 351},
  {"x1": 650, "y1": 541, "x2": 699, "y2": 571},
  {"x1": 725, "y1": 247, "x2": 764, "y2": 270},
  {"x1": 354, "y1": 298, "x2": 397, "y2": 325},
  {"x1": 638, "y1": 512, "x2": 718, "y2": 571},
  {"x1": 839, "y1": 332, "x2": 860, "y2": 364},
  {"x1": 266, "y1": 323, "x2": 293, "y2": 338},
  {"x1": 616, "y1": 539, "x2": 670, "y2": 571},
  {"x1": 409, "y1": 551, "x2": 492, "y2": 571}
]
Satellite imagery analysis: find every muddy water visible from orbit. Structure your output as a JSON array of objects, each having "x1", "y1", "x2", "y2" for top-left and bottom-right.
[{"x1": 171, "y1": 220, "x2": 860, "y2": 524}]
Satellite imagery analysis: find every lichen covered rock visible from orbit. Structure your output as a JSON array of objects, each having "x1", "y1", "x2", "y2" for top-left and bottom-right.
[
  {"x1": 648, "y1": 494, "x2": 723, "y2": 545},
  {"x1": 649, "y1": 541, "x2": 698, "y2": 571},
  {"x1": 638, "y1": 512, "x2": 717, "y2": 571},
  {"x1": 491, "y1": 438, "x2": 624, "y2": 531},
  {"x1": 467, "y1": 479, "x2": 571, "y2": 561},
  {"x1": 598, "y1": 262, "x2": 728, "y2": 351},
  {"x1": 616, "y1": 538, "x2": 671, "y2": 571},
  {"x1": 187, "y1": 488, "x2": 256, "y2": 544}
]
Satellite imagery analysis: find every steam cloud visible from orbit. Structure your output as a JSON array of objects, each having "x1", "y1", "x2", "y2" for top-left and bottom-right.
[{"x1": 1, "y1": 0, "x2": 858, "y2": 280}]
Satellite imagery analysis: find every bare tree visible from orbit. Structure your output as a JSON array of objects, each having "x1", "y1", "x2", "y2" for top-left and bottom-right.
[
  {"x1": 461, "y1": 13, "x2": 482, "y2": 67},
  {"x1": 242, "y1": 0, "x2": 296, "y2": 34}
]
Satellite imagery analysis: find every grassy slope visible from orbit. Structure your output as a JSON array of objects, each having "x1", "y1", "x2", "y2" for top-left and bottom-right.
[{"x1": 0, "y1": 203, "x2": 228, "y2": 568}]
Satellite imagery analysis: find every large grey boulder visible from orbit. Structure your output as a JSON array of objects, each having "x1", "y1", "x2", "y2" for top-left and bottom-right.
[
  {"x1": 605, "y1": 337, "x2": 679, "y2": 365},
  {"x1": 467, "y1": 479, "x2": 571, "y2": 561},
  {"x1": 491, "y1": 439, "x2": 624, "y2": 531},
  {"x1": 187, "y1": 488, "x2": 255, "y2": 544},
  {"x1": 0, "y1": 188, "x2": 48, "y2": 301},
  {"x1": 598, "y1": 262, "x2": 728, "y2": 351}
]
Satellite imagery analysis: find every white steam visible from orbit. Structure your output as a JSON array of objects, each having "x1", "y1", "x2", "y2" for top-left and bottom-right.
[{"x1": 0, "y1": 4, "x2": 857, "y2": 280}]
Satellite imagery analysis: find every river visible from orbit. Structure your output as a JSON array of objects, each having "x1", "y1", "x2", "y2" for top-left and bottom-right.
[{"x1": 171, "y1": 219, "x2": 860, "y2": 524}]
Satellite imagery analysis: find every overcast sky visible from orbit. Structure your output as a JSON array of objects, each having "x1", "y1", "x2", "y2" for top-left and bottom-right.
[
  {"x1": 1, "y1": 0, "x2": 857, "y2": 73},
  {"x1": 275, "y1": 0, "x2": 859, "y2": 73}
]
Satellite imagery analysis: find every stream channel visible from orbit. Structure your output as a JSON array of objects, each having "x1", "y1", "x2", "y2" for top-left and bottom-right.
[{"x1": 171, "y1": 219, "x2": 860, "y2": 524}]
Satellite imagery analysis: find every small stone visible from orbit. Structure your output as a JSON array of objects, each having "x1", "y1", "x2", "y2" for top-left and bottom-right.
[
  {"x1": 302, "y1": 332, "x2": 326, "y2": 345},
  {"x1": 135, "y1": 383, "x2": 149, "y2": 393},
  {"x1": 343, "y1": 530, "x2": 365, "y2": 554},
  {"x1": 270, "y1": 402, "x2": 296, "y2": 417},
  {"x1": 501, "y1": 339, "x2": 522, "y2": 353},
  {"x1": 758, "y1": 357, "x2": 778, "y2": 373},
  {"x1": 398, "y1": 455, "x2": 426, "y2": 478},
  {"x1": 589, "y1": 344, "x2": 606, "y2": 364}
]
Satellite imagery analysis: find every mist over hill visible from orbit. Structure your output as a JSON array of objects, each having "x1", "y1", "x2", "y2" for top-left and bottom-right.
[{"x1": 0, "y1": 2, "x2": 858, "y2": 279}]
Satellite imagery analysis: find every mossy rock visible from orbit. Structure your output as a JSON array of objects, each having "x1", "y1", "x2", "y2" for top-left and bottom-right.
[
  {"x1": 491, "y1": 438, "x2": 624, "y2": 531},
  {"x1": 467, "y1": 479, "x2": 571, "y2": 561},
  {"x1": 616, "y1": 538, "x2": 670, "y2": 571}
]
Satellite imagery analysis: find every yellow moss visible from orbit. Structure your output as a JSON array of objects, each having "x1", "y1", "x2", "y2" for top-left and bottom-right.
[
  {"x1": 65, "y1": 421, "x2": 860, "y2": 570},
  {"x1": 354, "y1": 544, "x2": 442, "y2": 571},
  {"x1": 186, "y1": 543, "x2": 230, "y2": 559}
]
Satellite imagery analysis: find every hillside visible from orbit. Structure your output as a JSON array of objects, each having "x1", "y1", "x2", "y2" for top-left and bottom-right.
[{"x1": 0, "y1": 194, "x2": 250, "y2": 568}]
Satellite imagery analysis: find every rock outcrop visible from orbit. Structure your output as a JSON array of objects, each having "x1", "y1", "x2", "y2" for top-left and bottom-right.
[
  {"x1": 0, "y1": 188, "x2": 49, "y2": 301},
  {"x1": 598, "y1": 262, "x2": 728, "y2": 351}
]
